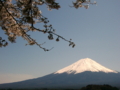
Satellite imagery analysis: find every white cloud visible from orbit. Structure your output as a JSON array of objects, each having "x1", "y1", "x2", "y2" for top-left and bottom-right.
[{"x1": 0, "y1": 73, "x2": 35, "y2": 84}]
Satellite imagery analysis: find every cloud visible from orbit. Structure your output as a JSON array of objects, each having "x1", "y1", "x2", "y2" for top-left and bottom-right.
[{"x1": 0, "y1": 73, "x2": 35, "y2": 84}]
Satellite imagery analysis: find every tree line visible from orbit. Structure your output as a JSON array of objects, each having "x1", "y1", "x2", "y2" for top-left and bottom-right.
[{"x1": 0, "y1": 84, "x2": 119, "y2": 90}]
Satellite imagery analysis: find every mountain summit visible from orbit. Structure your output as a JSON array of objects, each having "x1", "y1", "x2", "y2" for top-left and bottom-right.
[{"x1": 55, "y1": 58, "x2": 118, "y2": 74}]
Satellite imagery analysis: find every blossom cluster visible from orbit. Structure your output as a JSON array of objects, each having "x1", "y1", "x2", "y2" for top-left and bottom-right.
[{"x1": 72, "y1": 0, "x2": 97, "y2": 9}]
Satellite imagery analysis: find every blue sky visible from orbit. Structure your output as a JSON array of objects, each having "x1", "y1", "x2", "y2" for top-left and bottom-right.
[{"x1": 0, "y1": 0, "x2": 120, "y2": 84}]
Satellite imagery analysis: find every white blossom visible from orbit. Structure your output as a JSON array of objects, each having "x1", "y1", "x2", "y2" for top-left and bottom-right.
[{"x1": 84, "y1": 4, "x2": 89, "y2": 9}]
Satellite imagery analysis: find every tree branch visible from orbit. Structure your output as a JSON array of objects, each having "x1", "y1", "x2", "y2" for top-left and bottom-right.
[{"x1": 0, "y1": 0, "x2": 51, "y2": 51}]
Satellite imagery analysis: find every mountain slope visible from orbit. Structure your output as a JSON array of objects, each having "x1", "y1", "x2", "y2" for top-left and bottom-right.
[{"x1": 0, "y1": 71, "x2": 120, "y2": 89}]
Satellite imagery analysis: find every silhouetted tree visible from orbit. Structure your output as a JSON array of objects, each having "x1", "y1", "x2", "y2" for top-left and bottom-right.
[
  {"x1": 0, "y1": 0, "x2": 96, "y2": 51},
  {"x1": 80, "y1": 84, "x2": 119, "y2": 90}
]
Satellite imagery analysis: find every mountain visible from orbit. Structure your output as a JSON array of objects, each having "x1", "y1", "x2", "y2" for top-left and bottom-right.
[{"x1": 0, "y1": 58, "x2": 120, "y2": 89}]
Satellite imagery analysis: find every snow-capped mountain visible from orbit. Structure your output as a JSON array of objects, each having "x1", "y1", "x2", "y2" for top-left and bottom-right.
[
  {"x1": 55, "y1": 58, "x2": 118, "y2": 74},
  {"x1": 0, "y1": 58, "x2": 120, "y2": 89}
]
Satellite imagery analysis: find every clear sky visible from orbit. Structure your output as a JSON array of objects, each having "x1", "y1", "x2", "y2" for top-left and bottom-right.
[{"x1": 0, "y1": 0, "x2": 120, "y2": 84}]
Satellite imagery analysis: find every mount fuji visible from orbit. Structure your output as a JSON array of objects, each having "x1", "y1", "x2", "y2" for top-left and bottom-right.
[{"x1": 0, "y1": 58, "x2": 120, "y2": 89}]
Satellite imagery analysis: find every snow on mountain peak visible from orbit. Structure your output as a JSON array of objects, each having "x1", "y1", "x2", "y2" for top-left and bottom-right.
[{"x1": 54, "y1": 58, "x2": 118, "y2": 74}]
